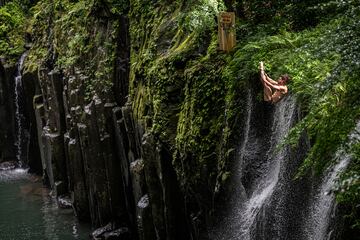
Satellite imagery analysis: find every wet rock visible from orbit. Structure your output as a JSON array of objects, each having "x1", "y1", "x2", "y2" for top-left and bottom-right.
[
  {"x1": 142, "y1": 134, "x2": 166, "y2": 239},
  {"x1": 122, "y1": 102, "x2": 141, "y2": 163},
  {"x1": 142, "y1": 133, "x2": 191, "y2": 240},
  {"x1": 57, "y1": 195, "x2": 72, "y2": 209},
  {"x1": 136, "y1": 194, "x2": 156, "y2": 240},
  {"x1": 113, "y1": 15, "x2": 130, "y2": 106},
  {"x1": 64, "y1": 130, "x2": 90, "y2": 220},
  {"x1": 103, "y1": 228, "x2": 130, "y2": 240},
  {"x1": 91, "y1": 223, "x2": 113, "y2": 239},
  {"x1": 130, "y1": 160, "x2": 156, "y2": 239},
  {"x1": 91, "y1": 223, "x2": 130, "y2": 240},
  {"x1": 61, "y1": 72, "x2": 92, "y2": 220},
  {"x1": 22, "y1": 70, "x2": 42, "y2": 174},
  {"x1": 33, "y1": 95, "x2": 46, "y2": 171},
  {"x1": 137, "y1": 195, "x2": 150, "y2": 210},
  {"x1": 35, "y1": 69, "x2": 68, "y2": 191},
  {"x1": 0, "y1": 60, "x2": 16, "y2": 161},
  {"x1": 112, "y1": 107, "x2": 130, "y2": 188},
  {"x1": 112, "y1": 106, "x2": 136, "y2": 228},
  {"x1": 104, "y1": 103, "x2": 129, "y2": 223},
  {"x1": 67, "y1": 74, "x2": 86, "y2": 108},
  {"x1": 42, "y1": 130, "x2": 67, "y2": 192},
  {"x1": 130, "y1": 159, "x2": 145, "y2": 208},
  {"x1": 0, "y1": 161, "x2": 18, "y2": 170},
  {"x1": 46, "y1": 70, "x2": 66, "y2": 133},
  {"x1": 77, "y1": 99, "x2": 113, "y2": 227},
  {"x1": 54, "y1": 181, "x2": 66, "y2": 197}
]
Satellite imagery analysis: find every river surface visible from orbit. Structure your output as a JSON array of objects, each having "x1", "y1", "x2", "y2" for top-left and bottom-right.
[{"x1": 0, "y1": 169, "x2": 91, "y2": 240}]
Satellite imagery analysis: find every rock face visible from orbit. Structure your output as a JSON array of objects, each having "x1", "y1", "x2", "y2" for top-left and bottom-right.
[
  {"x1": 22, "y1": 69, "x2": 42, "y2": 173},
  {"x1": 29, "y1": 65, "x2": 133, "y2": 228},
  {"x1": 0, "y1": 56, "x2": 42, "y2": 173},
  {"x1": 1, "y1": 1, "x2": 258, "y2": 240},
  {"x1": 24, "y1": 60, "x2": 192, "y2": 238},
  {"x1": 0, "y1": 161, "x2": 18, "y2": 171},
  {"x1": 13, "y1": 5, "x2": 193, "y2": 238},
  {"x1": 0, "y1": 59, "x2": 16, "y2": 162},
  {"x1": 91, "y1": 223, "x2": 131, "y2": 240},
  {"x1": 142, "y1": 133, "x2": 191, "y2": 240},
  {"x1": 3, "y1": 1, "x2": 360, "y2": 240}
]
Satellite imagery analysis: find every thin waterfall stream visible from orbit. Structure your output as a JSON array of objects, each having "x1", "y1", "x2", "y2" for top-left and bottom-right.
[
  {"x1": 14, "y1": 52, "x2": 27, "y2": 166},
  {"x1": 305, "y1": 154, "x2": 350, "y2": 240},
  {"x1": 304, "y1": 121, "x2": 360, "y2": 240}
]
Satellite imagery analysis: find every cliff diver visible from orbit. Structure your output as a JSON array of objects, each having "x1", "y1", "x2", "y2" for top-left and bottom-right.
[{"x1": 259, "y1": 61, "x2": 290, "y2": 103}]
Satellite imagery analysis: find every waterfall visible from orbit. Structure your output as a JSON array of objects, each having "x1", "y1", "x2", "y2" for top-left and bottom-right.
[
  {"x1": 14, "y1": 52, "x2": 27, "y2": 166},
  {"x1": 239, "y1": 97, "x2": 296, "y2": 240},
  {"x1": 207, "y1": 89, "x2": 358, "y2": 240},
  {"x1": 304, "y1": 154, "x2": 350, "y2": 240},
  {"x1": 207, "y1": 95, "x2": 298, "y2": 240},
  {"x1": 208, "y1": 88, "x2": 253, "y2": 239},
  {"x1": 304, "y1": 121, "x2": 360, "y2": 240}
]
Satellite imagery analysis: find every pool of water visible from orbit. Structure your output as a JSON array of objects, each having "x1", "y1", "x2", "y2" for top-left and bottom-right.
[{"x1": 0, "y1": 169, "x2": 91, "y2": 240}]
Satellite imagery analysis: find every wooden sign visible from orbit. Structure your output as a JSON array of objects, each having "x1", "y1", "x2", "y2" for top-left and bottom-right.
[{"x1": 218, "y1": 12, "x2": 236, "y2": 52}]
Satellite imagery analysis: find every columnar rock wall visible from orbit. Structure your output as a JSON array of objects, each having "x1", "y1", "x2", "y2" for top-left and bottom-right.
[
  {"x1": 21, "y1": 7, "x2": 192, "y2": 238},
  {"x1": 27, "y1": 65, "x2": 191, "y2": 238},
  {"x1": 0, "y1": 59, "x2": 16, "y2": 162},
  {"x1": 0, "y1": 1, "x2": 261, "y2": 238},
  {"x1": 22, "y1": 1, "x2": 238, "y2": 238}
]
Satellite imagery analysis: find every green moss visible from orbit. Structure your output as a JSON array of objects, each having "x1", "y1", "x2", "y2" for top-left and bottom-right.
[
  {"x1": 0, "y1": 2, "x2": 26, "y2": 63},
  {"x1": 334, "y1": 142, "x2": 360, "y2": 229},
  {"x1": 225, "y1": 3, "x2": 360, "y2": 174},
  {"x1": 10, "y1": 0, "x2": 359, "y2": 228},
  {"x1": 24, "y1": 0, "x2": 128, "y2": 102},
  {"x1": 130, "y1": 0, "x2": 358, "y2": 226},
  {"x1": 224, "y1": 1, "x2": 360, "y2": 229},
  {"x1": 129, "y1": 0, "x2": 237, "y2": 210}
]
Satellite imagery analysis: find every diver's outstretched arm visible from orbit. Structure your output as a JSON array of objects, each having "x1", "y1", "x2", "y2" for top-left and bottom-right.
[
  {"x1": 260, "y1": 62, "x2": 273, "y2": 101},
  {"x1": 259, "y1": 62, "x2": 266, "y2": 84},
  {"x1": 260, "y1": 62, "x2": 278, "y2": 85},
  {"x1": 265, "y1": 73, "x2": 278, "y2": 85}
]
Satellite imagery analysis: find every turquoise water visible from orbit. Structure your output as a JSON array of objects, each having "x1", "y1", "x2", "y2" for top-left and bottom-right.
[{"x1": 0, "y1": 169, "x2": 91, "y2": 240}]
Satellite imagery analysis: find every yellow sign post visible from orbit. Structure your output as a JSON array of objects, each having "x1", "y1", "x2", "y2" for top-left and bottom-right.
[{"x1": 218, "y1": 12, "x2": 236, "y2": 52}]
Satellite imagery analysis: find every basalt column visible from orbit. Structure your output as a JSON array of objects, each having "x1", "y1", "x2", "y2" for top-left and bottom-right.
[
  {"x1": 36, "y1": 69, "x2": 68, "y2": 194},
  {"x1": 142, "y1": 133, "x2": 191, "y2": 240},
  {"x1": 0, "y1": 59, "x2": 16, "y2": 162},
  {"x1": 22, "y1": 67, "x2": 43, "y2": 174},
  {"x1": 62, "y1": 72, "x2": 90, "y2": 220}
]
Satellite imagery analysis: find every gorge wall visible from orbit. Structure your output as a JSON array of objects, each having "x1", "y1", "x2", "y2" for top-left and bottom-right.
[
  {"x1": 1, "y1": 0, "x2": 360, "y2": 239},
  {"x1": 0, "y1": 59, "x2": 16, "y2": 162},
  {"x1": 1, "y1": 1, "x2": 220, "y2": 238}
]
